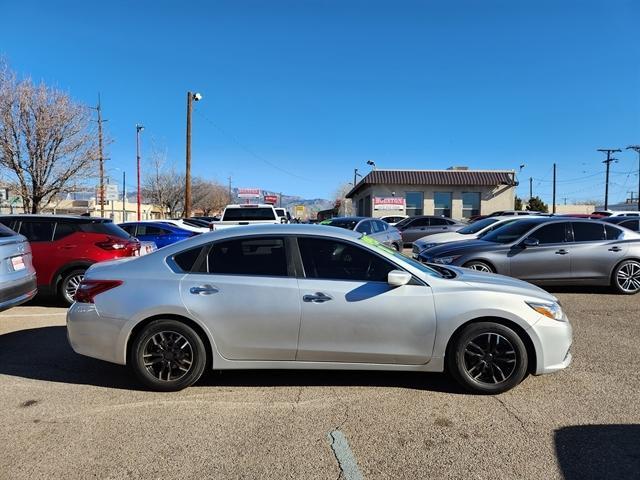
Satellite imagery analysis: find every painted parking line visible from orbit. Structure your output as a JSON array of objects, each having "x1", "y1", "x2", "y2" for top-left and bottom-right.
[
  {"x1": 328, "y1": 430, "x2": 364, "y2": 480},
  {"x1": 0, "y1": 312, "x2": 67, "y2": 317}
]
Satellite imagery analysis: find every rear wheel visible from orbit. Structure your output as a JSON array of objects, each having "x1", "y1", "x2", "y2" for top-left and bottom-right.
[
  {"x1": 130, "y1": 320, "x2": 207, "y2": 391},
  {"x1": 59, "y1": 268, "x2": 86, "y2": 305},
  {"x1": 463, "y1": 261, "x2": 494, "y2": 273},
  {"x1": 612, "y1": 260, "x2": 640, "y2": 295},
  {"x1": 447, "y1": 322, "x2": 528, "y2": 394}
]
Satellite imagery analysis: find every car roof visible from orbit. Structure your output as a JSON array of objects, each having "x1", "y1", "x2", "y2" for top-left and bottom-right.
[
  {"x1": 206, "y1": 223, "x2": 363, "y2": 240},
  {"x1": 0, "y1": 214, "x2": 109, "y2": 222},
  {"x1": 328, "y1": 216, "x2": 369, "y2": 222},
  {"x1": 602, "y1": 216, "x2": 639, "y2": 223}
]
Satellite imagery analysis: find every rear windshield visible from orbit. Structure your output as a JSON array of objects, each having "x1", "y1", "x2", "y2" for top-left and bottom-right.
[
  {"x1": 275, "y1": 209, "x2": 286, "y2": 216},
  {"x1": 327, "y1": 219, "x2": 359, "y2": 230},
  {"x1": 223, "y1": 208, "x2": 276, "y2": 221},
  {"x1": 481, "y1": 219, "x2": 543, "y2": 244},
  {"x1": 78, "y1": 221, "x2": 131, "y2": 239}
]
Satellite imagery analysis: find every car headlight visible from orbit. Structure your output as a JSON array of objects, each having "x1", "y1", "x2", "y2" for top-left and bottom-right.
[
  {"x1": 433, "y1": 255, "x2": 460, "y2": 265},
  {"x1": 526, "y1": 301, "x2": 564, "y2": 321}
]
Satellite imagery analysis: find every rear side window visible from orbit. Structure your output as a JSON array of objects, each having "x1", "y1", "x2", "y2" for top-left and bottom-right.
[
  {"x1": 430, "y1": 218, "x2": 448, "y2": 226},
  {"x1": 173, "y1": 246, "x2": 206, "y2": 273},
  {"x1": 298, "y1": 237, "x2": 395, "y2": 282},
  {"x1": 119, "y1": 224, "x2": 136, "y2": 235},
  {"x1": 605, "y1": 225, "x2": 624, "y2": 240},
  {"x1": 137, "y1": 225, "x2": 170, "y2": 236},
  {"x1": 373, "y1": 220, "x2": 388, "y2": 232},
  {"x1": 53, "y1": 222, "x2": 77, "y2": 240},
  {"x1": 222, "y1": 208, "x2": 276, "y2": 221},
  {"x1": 355, "y1": 221, "x2": 372, "y2": 235},
  {"x1": 207, "y1": 237, "x2": 287, "y2": 277},
  {"x1": 78, "y1": 221, "x2": 130, "y2": 239},
  {"x1": 19, "y1": 221, "x2": 55, "y2": 242},
  {"x1": 572, "y1": 222, "x2": 606, "y2": 242},
  {"x1": 620, "y1": 219, "x2": 639, "y2": 232},
  {"x1": 528, "y1": 223, "x2": 567, "y2": 244},
  {"x1": 0, "y1": 221, "x2": 17, "y2": 237},
  {"x1": 407, "y1": 217, "x2": 430, "y2": 228}
]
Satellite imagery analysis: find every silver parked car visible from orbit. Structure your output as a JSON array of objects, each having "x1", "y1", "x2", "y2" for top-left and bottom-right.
[
  {"x1": 324, "y1": 216, "x2": 403, "y2": 250},
  {"x1": 395, "y1": 216, "x2": 465, "y2": 245},
  {"x1": 67, "y1": 224, "x2": 572, "y2": 394},
  {"x1": 0, "y1": 223, "x2": 37, "y2": 311},
  {"x1": 418, "y1": 217, "x2": 640, "y2": 294}
]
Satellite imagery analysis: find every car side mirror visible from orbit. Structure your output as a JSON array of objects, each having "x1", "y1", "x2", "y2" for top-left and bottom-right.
[
  {"x1": 523, "y1": 237, "x2": 539, "y2": 247},
  {"x1": 388, "y1": 269, "x2": 412, "y2": 287}
]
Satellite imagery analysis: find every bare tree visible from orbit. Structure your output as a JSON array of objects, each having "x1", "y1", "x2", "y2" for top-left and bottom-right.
[
  {"x1": 0, "y1": 62, "x2": 98, "y2": 213},
  {"x1": 191, "y1": 178, "x2": 228, "y2": 216},
  {"x1": 333, "y1": 182, "x2": 354, "y2": 216},
  {"x1": 143, "y1": 146, "x2": 184, "y2": 218}
]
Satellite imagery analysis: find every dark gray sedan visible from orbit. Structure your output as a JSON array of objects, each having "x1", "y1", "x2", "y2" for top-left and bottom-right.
[
  {"x1": 324, "y1": 217, "x2": 403, "y2": 250},
  {"x1": 418, "y1": 217, "x2": 640, "y2": 294},
  {"x1": 395, "y1": 216, "x2": 465, "y2": 246}
]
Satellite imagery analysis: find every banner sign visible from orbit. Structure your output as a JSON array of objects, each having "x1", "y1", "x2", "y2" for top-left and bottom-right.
[
  {"x1": 373, "y1": 197, "x2": 406, "y2": 210},
  {"x1": 264, "y1": 195, "x2": 278, "y2": 204},
  {"x1": 238, "y1": 188, "x2": 261, "y2": 198}
]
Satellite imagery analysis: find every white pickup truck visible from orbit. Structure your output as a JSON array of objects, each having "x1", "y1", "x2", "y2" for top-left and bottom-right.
[{"x1": 211, "y1": 204, "x2": 283, "y2": 231}]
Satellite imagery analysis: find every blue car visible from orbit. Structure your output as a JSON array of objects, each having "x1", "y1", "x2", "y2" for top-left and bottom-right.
[{"x1": 119, "y1": 222, "x2": 197, "y2": 249}]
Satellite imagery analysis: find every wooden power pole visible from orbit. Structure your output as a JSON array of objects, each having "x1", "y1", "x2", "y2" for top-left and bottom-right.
[{"x1": 96, "y1": 95, "x2": 105, "y2": 217}]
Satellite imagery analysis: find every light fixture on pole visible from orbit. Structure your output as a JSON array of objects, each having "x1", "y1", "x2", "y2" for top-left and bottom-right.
[
  {"x1": 366, "y1": 160, "x2": 376, "y2": 170},
  {"x1": 626, "y1": 145, "x2": 640, "y2": 209},
  {"x1": 185, "y1": 91, "x2": 202, "y2": 218},
  {"x1": 136, "y1": 124, "x2": 144, "y2": 221}
]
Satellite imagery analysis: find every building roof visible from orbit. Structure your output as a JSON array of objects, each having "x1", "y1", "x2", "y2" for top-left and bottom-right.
[{"x1": 345, "y1": 169, "x2": 517, "y2": 198}]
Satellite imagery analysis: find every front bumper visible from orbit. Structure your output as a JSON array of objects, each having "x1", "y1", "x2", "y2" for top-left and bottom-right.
[
  {"x1": 529, "y1": 314, "x2": 573, "y2": 375},
  {"x1": 67, "y1": 302, "x2": 127, "y2": 365}
]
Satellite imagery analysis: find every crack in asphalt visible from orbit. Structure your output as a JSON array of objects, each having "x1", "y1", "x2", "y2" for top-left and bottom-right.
[{"x1": 493, "y1": 396, "x2": 528, "y2": 432}]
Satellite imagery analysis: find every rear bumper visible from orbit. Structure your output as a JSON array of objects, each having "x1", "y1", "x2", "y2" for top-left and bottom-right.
[{"x1": 0, "y1": 274, "x2": 37, "y2": 312}]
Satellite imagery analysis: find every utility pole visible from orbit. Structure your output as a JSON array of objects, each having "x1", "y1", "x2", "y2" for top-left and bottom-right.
[
  {"x1": 122, "y1": 171, "x2": 126, "y2": 222},
  {"x1": 136, "y1": 124, "x2": 144, "y2": 221},
  {"x1": 228, "y1": 176, "x2": 232, "y2": 203},
  {"x1": 94, "y1": 95, "x2": 106, "y2": 218},
  {"x1": 529, "y1": 177, "x2": 533, "y2": 200},
  {"x1": 552, "y1": 163, "x2": 557, "y2": 214},
  {"x1": 627, "y1": 146, "x2": 640, "y2": 210},
  {"x1": 354, "y1": 168, "x2": 362, "y2": 187},
  {"x1": 598, "y1": 148, "x2": 621, "y2": 210},
  {"x1": 185, "y1": 91, "x2": 202, "y2": 218}
]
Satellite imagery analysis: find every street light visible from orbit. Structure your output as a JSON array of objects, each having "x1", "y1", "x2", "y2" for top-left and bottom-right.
[
  {"x1": 366, "y1": 160, "x2": 376, "y2": 170},
  {"x1": 626, "y1": 145, "x2": 640, "y2": 209},
  {"x1": 185, "y1": 91, "x2": 202, "y2": 218},
  {"x1": 136, "y1": 124, "x2": 144, "y2": 221}
]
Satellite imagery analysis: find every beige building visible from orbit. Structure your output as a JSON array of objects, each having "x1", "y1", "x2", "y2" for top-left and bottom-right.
[{"x1": 346, "y1": 168, "x2": 517, "y2": 220}]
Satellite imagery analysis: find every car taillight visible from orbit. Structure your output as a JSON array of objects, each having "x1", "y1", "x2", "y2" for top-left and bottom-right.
[
  {"x1": 96, "y1": 236, "x2": 140, "y2": 255},
  {"x1": 74, "y1": 279, "x2": 123, "y2": 303}
]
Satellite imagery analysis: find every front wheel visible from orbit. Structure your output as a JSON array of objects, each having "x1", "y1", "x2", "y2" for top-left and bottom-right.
[
  {"x1": 447, "y1": 322, "x2": 528, "y2": 394},
  {"x1": 463, "y1": 261, "x2": 494, "y2": 273},
  {"x1": 130, "y1": 320, "x2": 207, "y2": 391},
  {"x1": 612, "y1": 260, "x2": 640, "y2": 295},
  {"x1": 59, "y1": 268, "x2": 86, "y2": 305}
]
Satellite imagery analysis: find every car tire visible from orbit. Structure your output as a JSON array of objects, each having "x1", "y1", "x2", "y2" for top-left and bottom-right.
[
  {"x1": 612, "y1": 259, "x2": 640, "y2": 295},
  {"x1": 463, "y1": 261, "x2": 494, "y2": 273},
  {"x1": 59, "y1": 268, "x2": 86, "y2": 306},
  {"x1": 447, "y1": 322, "x2": 528, "y2": 394},
  {"x1": 130, "y1": 320, "x2": 207, "y2": 392},
  {"x1": 392, "y1": 243, "x2": 400, "y2": 251}
]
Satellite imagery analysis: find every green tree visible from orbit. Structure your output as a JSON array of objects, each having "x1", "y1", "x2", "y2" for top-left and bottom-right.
[
  {"x1": 514, "y1": 196, "x2": 523, "y2": 210},
  {"x1": 527, "y1": 196, "x2": 548, "y2": 213}
]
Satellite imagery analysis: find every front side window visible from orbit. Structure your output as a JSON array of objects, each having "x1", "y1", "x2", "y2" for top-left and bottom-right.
[
  {"x1": 19, "y1": 221, "x2": 55, "y2": 242},
  {"x1": 430, "y1": 217, "x2": 448, "y2": 226},
  {"x1": 482, "y1": 219, "x2": 543, "y2": 244},
  {"x1": 405, "y1": 192, "x2": 424, "y2": 217},
  {"x1": 208, "y1": 237, "x2": 288, "y2": 277},
  {"x1": 462, "y1": 192, "x2": 481, "y2": 219},
  {"x1": 137, "y1": 225, "x2": 169, "y2": 236},
  {"x1": 298, "y1": 237, "x2": 395, "y2": 282},
  {"x1": 528, "y1": 223, "x2": 567, "y2": 244},
  {"x1": 355, "y1": 221, "x2": 372, "y2": 235},
  {"x1": 373, "y1": 220, "x2": 388, "y2": 232},
  {"x1": 434, "y1": 192, "x2": 452, "y2": 218},
  {"x1": 572, "y1": 222, "x2": 605, "y2": 242}
]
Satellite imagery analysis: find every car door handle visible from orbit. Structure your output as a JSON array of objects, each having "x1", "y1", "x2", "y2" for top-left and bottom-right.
[
  {"x1": 303, "y1": 292, "x2": 333, "y2": 303},
  {"x1": 608, "y1": 247, "x2": 622, "y2": 252},
  {"x1": 555, "y1": 249, "x2": 569, "y2": 255},
  {"x1": 189, "y1": 285, "x2": 218, "y2": 295},
  {"x1": 61, "y1": 244, "x2": 77, "y2": 249}
]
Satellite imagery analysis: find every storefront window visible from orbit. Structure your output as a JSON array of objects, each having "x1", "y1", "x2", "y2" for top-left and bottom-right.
[
  {"x1": 434, "y1": 192, "x2": 452, "y2": 217},
  {"x1": 462, "y1": 192, "x2": 481, "y2": 218},
  {"x1": 405, "y1": 192, "x2": 424, "y2": 216}
]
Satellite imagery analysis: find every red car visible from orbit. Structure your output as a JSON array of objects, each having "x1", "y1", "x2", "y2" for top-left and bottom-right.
[{"x1": 0, "y1": 215, "x2": 139, "y2": 305}]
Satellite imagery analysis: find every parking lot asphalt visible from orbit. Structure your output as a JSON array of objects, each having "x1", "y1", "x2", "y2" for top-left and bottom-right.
[{"x1": 0, "y1": 293, "x2": 639, "y2": 480}]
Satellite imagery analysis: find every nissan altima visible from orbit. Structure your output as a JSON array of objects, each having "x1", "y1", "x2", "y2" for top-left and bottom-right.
[{"x1": 67, "y1": 224, "x2": 572, "y2": 394}]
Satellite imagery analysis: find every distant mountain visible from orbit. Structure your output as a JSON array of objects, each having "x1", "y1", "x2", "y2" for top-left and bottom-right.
[{"x1": 231, "y1": 188, "x2": 333, "y2": 219}]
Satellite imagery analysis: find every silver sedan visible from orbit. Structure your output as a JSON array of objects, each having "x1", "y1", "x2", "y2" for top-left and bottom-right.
[{"x1": 67, "y1": 224, "x2": 572, "y2": 394}]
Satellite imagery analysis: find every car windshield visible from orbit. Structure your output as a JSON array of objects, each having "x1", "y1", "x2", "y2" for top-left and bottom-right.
[
  {"x1": 481, "y1": 219, "x2": 542, "y2": 244},
  {"x1": 358, "y1": 235, "x2": 443, "y2": 278},
  {"x1": 457, "y1": 217, "x2": 499, "y2": 234},
  {"x1": 327, "y1": 219, "x2": 359, "y2": 230},
  {"x1": 223, "y1": 208, "x2": 276, "y2": 221},
  {"x1": 78, "y1": 221, "x2": 131, "y2": 239}
]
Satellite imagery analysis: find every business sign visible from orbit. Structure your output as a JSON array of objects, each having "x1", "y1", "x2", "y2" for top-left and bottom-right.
[
  {"x1": 238, "y1": 188, "x2": 261, "y2": 198},
  {"x1": 264, "y1": 195, "x2": 278, "y2": 205},
  {"x1": 294, "y1": 205, "x2": 305, "y2": 217},
  {"x1": 373, "y1": 197, "x2": 406, "y2": 210},
  {"x1": 105, "y1": 184, "x2": 119, "y2": 201}
]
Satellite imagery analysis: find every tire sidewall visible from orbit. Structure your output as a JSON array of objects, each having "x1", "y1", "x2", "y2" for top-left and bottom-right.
[
  {"x1": 131, "y1": 319, "x2": 207, "y2": 392},
  {"x1": 463, "y1": 261, "x2": 494, "y2": 273},
  {"x1": 59, "y1": 268, "x2": 86, "y2": 306},
  {"x1": 448, "y1": 322, "x2": 528, "y2": 394},
  {"x1": 613, "y1": 260, "x2": 640, "y2": 295}
]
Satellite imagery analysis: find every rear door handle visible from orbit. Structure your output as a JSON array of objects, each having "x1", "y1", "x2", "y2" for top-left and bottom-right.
[
  {"x1": 62, "y1": 245, "x2": 77, "y2": 249},
  {"x1": 189, "y1": 285, "x2": 218, "y2": 295},
  {"x1": 555, "y1": 249, "x2": 569, "y2": 255},
  {"x1": 303, "y1": 292, "x2": 333, "y2": 303},
  {"x1": 608, "y1": 247, "x2": 622, "y2": 252}
]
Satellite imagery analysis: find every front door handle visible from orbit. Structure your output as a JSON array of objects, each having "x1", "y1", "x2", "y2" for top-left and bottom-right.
[
  {"x1": 303, "y1": 292, "x2": 333, "y2": 303},
  {"x1": 555, "y1": 249, "x2": 569, "y2": 255},
  {"x1": 61, "y1": 244, "x2": 77, "y2": 249},
  {"x1": 608, "y1": 247, "x2": 622, "y2": 252},
  {"x1": 190, "y1": 285, "x2": 218, "y2": 295}
]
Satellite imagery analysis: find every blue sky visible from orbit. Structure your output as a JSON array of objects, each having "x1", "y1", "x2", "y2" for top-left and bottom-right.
[{"x1": 1, "y1": 0, "x2": 639, "y2": 203}]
